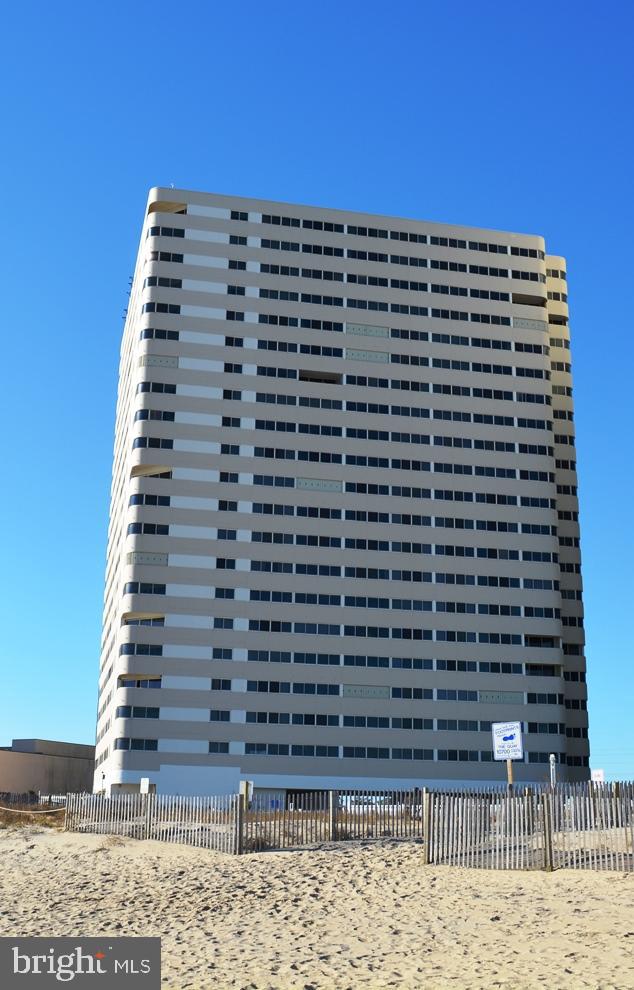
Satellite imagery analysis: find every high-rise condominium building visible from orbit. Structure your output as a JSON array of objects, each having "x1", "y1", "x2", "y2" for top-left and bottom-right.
[{"x1": 94, "y1": 188, "x2": 588, "y2": 797}]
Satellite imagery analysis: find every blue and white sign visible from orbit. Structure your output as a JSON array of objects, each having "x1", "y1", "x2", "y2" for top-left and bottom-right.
[{"x1": 491, "y1": 721, "x2": 523, "y2": 761}]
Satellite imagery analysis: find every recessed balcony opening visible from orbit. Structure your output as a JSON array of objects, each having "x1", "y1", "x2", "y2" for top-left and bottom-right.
[
  {"x1": 122, "y1": 612, "x2": 165, "y2": 627},
  {"x1": 117, "y1": 676, "x2": 162, "y2": 689},
  {"x1": 525, "y1": 663, "x2": 561, "y2": 677},
  {"x1": 130, "y1": 465, "x2": 172, "y2": 479},
  {"x1": 147, "y1": 200, "x2": 187, "y2": 215},
  {"x1": 512, "y1": 293, "x2": 547, "y2": 308},
  {"x1": 298, "y1": 369, "x2": 342, "y2": 385},
  {"x1": 525, "y1": 635, "x2": 558, "y2": 649}
]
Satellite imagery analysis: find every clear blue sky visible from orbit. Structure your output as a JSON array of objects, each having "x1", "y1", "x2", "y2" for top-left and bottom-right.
[{"x1": 1, "y1": 1, "x2": 632, "y2": 779}]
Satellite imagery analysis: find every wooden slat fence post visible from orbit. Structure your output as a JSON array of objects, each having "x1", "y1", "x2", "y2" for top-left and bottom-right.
[
  {"x1": 328, "y1": 790, "x2": 338, "y2": 842},
  {"x1": 235, "y1": 781, "x2": 249, "y2": 855},
  {"x1": 144, "y1": 793, "x2": 154, "y2": 840},
  {"x1": 421, "y1": 788, "x2": 432, "y2": 864},
  {"x1": 542, "y1": 792, "x2": 554, "y2": 871}
]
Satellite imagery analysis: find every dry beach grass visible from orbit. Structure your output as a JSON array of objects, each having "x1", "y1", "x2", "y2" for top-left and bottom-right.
[
  {"x1": 0, "y1": 826, "x2": 632, "y2": 989},
  {"x1": 0, "y1": 805, "x2": 64, "y2": 830}
]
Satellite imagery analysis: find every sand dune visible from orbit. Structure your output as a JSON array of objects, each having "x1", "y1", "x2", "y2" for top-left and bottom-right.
[{"x1": 0, "y1": 827, "x2": 632, "y2": 989}]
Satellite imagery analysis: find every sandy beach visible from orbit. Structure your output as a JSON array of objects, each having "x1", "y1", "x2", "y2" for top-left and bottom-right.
[{"x1": 0, "y1": 826, "x2": 632, "y2": 989}]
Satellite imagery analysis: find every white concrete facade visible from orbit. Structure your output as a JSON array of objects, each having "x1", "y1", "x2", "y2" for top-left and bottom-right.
[{"x1": 94, "y1": 189, "x2": 587, "y2": 795}]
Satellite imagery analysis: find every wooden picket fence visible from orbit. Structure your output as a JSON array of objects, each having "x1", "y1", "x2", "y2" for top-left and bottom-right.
[
  {"x1": 550, "y1": 781, "x2": 634, "y2": 871},
  {"x1": 0, "y1": 792, "x2": 66, "y2": 808},
  {"x1": 64, "y1": 781, "x2": 634, "y2": 870},
  {"x1": 241, "y1": 788, "x2": 424, "y2": 851},
  {"x1": 64, "y1": 792, "x2": 239, "y2": 854},
  {"x1": 425, "y1": 782, "x2": 634, "y2": 870},
  {"x1": 242, "y1": 789, "x2": 330, "y2": 851}
]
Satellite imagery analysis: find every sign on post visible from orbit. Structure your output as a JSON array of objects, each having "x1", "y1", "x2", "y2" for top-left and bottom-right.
[
  {"x1": 491, "y1": 721, "x2": 524, "y2": 761},
  {"x1": 491, "y1": 721, "x2": 523, "y2": 788}
]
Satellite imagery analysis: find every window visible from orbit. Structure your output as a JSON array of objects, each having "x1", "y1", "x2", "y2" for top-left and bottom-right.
[
  {"x1": 142, "y1": 302, "x2": 180, "y2": 315},
  {"x1": 146, "y1": 225, "x2": 184, "y2": 239},
  {"x1": 132, "y1": 437, "x2": 173, "y2": 450},
  {"x1": 129, "y1": 494, "x2": 170, "y2": 507},
  {"x1": 119, "y1": 643, "x2": 162, "y2": 657},
  {"x1": 144, "y1": 276, "x2": 182, "y2": 289},
  {"x1": 210, "y1": 710, "x2": 230, "y2": 722},
  {"x1": 118, "y1": 677, "x2": 161, "y2": 689},
  {"x1": 124, "y1": 582, "x2": 166, "y2": 595},
  {"x1": 127, "y1": 523, "x2": 169, "y2": 536},
  {"x1": 123, "y1": 617, "x2": 164, "y2": 627},
  {"x1": 115, "y1": 706, "x2": 159, "y2": 719},
  {"x1": 140, "y1": 328, "x2": 179, "y2": 341},
  {"x1": 148, "y1": 250, "x2": 183, "y2": 264},
  {"x1": 114, "y1": 737, "x2": 158, "y2": 751},
  {"x1": 137, "y1": 381, "x2": 176, "y2": 395}
]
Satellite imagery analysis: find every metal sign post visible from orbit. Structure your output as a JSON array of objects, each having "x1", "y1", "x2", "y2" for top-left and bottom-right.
[
  {"x1": 491, "y1": 721, "x2": 523, "y2": 790},
  {"x1": 549, "y1": 753, "x2": 557, "y2": 787}
]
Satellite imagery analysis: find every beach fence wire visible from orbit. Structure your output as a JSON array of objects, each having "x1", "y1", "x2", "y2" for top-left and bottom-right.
[
  {"x1": 64, "y1": 781, "x2": 634, "y2": 870},
  {"x1": 0, "y1": 792, "x2": 66, "y2": 808}
]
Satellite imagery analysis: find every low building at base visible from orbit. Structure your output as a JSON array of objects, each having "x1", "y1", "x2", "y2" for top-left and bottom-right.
[{"x1": 0, "y1": 739, "x2": 95, "y2": 796}]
